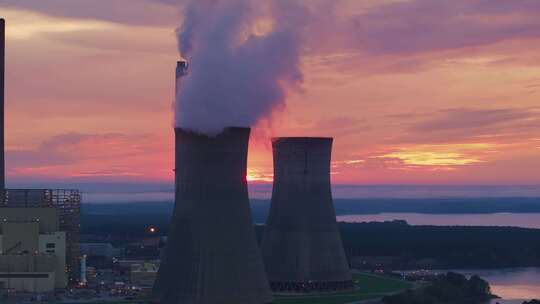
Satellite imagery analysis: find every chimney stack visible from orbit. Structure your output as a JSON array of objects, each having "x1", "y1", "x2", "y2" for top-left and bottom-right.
[
  {"x1": 0, "y1": 19, "x2": 5, "y2": 191},
  {"x1": 153, "y1": 127, "x2": 272, "y2": 304},
  {"x1": 261, "y1": 137, "x2": 352, "y2": 292},
  {"x1": 175, "y1": 60, "x2": 188, "y2": 97}
]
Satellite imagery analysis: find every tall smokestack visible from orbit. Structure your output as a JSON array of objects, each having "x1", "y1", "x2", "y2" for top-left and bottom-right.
[
  {"x1": 153, "y1": 127, "x2": 272, "y2": 304},
  {"x1": 0, "y1": 19, "x2": 5, "y2": 192},
  {"x1": 261, "y1": 137, "x2": 352, "y2": 292},
  {"x1": 175, "y1": 60, "x2": 188, "y2": 97}
]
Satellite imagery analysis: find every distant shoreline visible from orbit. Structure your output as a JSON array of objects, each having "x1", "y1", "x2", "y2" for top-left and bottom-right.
[
  {"x1": 82, "y1": 197, "x2": 540, "y2": 215},
  {"x1": 81, "y1": 198, "x2": 540, "y2": 232}
]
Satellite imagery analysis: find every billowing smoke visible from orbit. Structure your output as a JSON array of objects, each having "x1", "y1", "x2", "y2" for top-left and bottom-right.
[{"x1": 175, "y1": 0, "x2": 306, "y2": 135}]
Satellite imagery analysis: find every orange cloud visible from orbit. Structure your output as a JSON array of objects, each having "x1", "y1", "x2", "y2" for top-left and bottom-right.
[
  {"x1": 378, "y1": 143, "x2": 495, "y2": 167},
  {"x1": 246, "y1": 168, "x2": 273, "y2": 183}
]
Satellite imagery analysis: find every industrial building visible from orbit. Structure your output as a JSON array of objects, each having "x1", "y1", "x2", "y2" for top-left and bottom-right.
[
  {"x1": 261, "y1": 137, "x2": 352, "y2": 292},
  {"x1": 0, "y1": 207, "x2": 66, "y2": 291},
  {"x1": 0, "y1": 189, "x2": 81, "y2": 289},
  {"x1": 130, "y1": 261, "x2": 159, "y2": 287},
  {"x1": 153, "y1": 127, "x2": 272, "y2": 304}
]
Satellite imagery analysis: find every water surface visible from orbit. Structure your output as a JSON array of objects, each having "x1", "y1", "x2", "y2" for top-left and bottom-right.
[
  {"x1": 337, "y1": 213, "x2": 540, "y2": 229},
  {"x1": 400, "y1": 268, "x2": 540, "y2": 303},
  {"x1": 457, "y1": 268, "x2": 540, "y2": 303}
]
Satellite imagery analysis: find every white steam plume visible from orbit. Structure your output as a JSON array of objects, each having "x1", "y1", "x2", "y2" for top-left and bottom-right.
[{"x1": 174, "y1": 0, "x2": 307, "y2": 134}]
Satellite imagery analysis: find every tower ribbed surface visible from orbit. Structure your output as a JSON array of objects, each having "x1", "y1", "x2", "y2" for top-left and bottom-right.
[
  {"x1": 262, "y1": 137, "x2": 352, "y2": 292},
  {"x1": 153, "y1": 127, "x2": 272, "y2": 304}
]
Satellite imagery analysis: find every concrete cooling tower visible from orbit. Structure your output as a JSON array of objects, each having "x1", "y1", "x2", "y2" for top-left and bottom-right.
[
  {"x1": 152, "y1": 127, "x2": 272, "y2": 304},
  {"x1": 261, "y1": 137, "x2": 352, "y2": 292}
]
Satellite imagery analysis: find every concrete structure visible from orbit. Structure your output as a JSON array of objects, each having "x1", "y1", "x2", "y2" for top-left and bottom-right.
[
  {"x1": 1, "y1": 189, "x2": 81, "y2": 284},
  {"x1": 261, "y1": 137, "x2": 352, "y2": 292},
  {"x1": 176, "y1": 61, "x2": 188, "y2": 83},
  {"x1": 80, "y1": 255, "x2": 87, "y2": 285},
  {"x1": 1, "y1": 19, "x2": 5, "y2": 192},
  {"x1": 0, "y1": 207, "x2": 67, "y2": 291},
  {"x1": 175, "y1": 60, "x2": 188, "y2": 99},
  {"x1": 153, "y1": 127, "x2": 272, "y2": 304},
  {"x1": 131, "y1": 262, "x2": 158, "y2": 287}
]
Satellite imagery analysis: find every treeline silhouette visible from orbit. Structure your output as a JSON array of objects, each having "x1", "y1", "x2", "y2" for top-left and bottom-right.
[
  {"x1": 82, "y1": 197, "x2": 540, "y2": 224},
  {"x1": 339, "y1": 221, "x2": 540, "y2": 268},
  {"x1": 82, "y1": 203, "x2": 540, "y2": 269},
  {"x1": 383, "y1": 272, "x2": 495, "y2": 304}
]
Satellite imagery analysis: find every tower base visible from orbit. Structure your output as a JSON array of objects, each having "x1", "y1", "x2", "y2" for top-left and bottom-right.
[{"x1": 270, "y1": 280, "x2": 354, "y2": 293}]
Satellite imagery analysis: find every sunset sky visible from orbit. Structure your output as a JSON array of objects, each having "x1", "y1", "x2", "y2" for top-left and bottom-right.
[{"x1": 1, "y1": 0, "x2": 540, "y2": 193}]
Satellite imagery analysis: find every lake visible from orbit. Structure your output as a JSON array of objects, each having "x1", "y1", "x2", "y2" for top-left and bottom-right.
[
  {"x1": 337, "y1": 212, "x2": 540, "y2": 229},
  {"x1": 459, "y1": 268, "x2": 540, "y2": 303},
  {"x1": 398, "y1": 268, "x2": 540, "y2": 303}
]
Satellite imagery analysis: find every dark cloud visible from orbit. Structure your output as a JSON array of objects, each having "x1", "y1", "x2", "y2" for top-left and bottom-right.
[
  {"x1": 1, "y1": 0, "x2": 178, "y2": 26},
  {"x1": 5, "y1": 0, "x2": 540, "y2": 57},
  {"x1": 413, "y1": 108, "x2": 539, "y2": 132},
  {"x1": 313, "y1": 116, "x2": 371, "y2": 137},
  {"x1": 42, "y1": 29, "x2": 173, "y2": 54},
  {"x1": 469, "y1": 0, "x2": 540, "y2": 14},
  {"x1": 386, "y1": 108, "x2": 540, "y2": 145},
  {"x1": 354, "y1": 0, "x2": 540, "y2": 54},
  {"x1": 6, "y1": 132, "x2": 155, "y2": 168},
  {"x1": 4, "y1": 33, "x2": 175, "y2": 117}
]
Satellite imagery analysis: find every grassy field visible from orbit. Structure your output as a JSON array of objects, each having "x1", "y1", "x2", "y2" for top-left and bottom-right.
[{"x1": 273, "y1": 273, "x2": 414, "y2": 304}]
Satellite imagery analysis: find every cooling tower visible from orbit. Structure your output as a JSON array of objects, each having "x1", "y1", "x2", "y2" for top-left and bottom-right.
[
  {"x1": 261, "y1": 137, "x2": 352, "y2": 292},
  {"x1": 153, "y1": 127, "x2": 272, "y2": 304},
  {"x1": 0, "y1": 19, "x2": 5, "y2": 191}
]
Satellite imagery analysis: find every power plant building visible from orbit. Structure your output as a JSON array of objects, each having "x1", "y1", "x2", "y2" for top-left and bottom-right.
[
  {"x1": 261, "y1": 137, "x2": 352, "y2": 292},
  {"x1": 0, "y1": 207, "x2": 67, "y2": 292},
  {"x1": 0, "y1": 189, "x2": 81, "y2": 285},
  {"x1": 131, "y1": 261, "x2": 159, "y2": 287},
  {"x1": 153, "y1": 127, "x2": 272, "y2": 304}
]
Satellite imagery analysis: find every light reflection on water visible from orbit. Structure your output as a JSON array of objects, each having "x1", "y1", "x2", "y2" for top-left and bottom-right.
[
  {"x1": 491, "y1": 300, "x2": 528, "y2": 304},
  {"x1": 464, "y1": 268, "x2": 540, "y2": 303},
  {"x1": 438, "y1": 268, "x2": 540, "y2": 303},
  {"x1": 337, "y1": 213, "x2": 540, "y2": 229}
]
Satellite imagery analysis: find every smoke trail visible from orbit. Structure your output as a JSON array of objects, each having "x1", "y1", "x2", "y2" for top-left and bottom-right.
[{"x1": 175, "y1": 0, "x2": 306, "y2": 134}]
